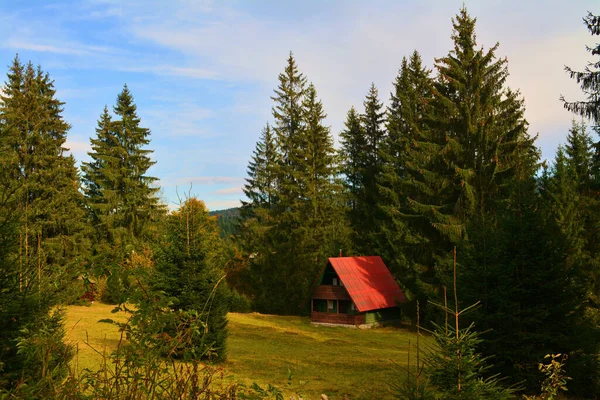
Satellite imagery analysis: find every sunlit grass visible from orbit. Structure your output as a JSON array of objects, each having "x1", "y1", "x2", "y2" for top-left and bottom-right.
[
  {"x1": 64, "y1": 305, "x2": 422, "y2": 399},
  {"x1": 64, "y1": 303, "x2": 128, "y2": 373}
]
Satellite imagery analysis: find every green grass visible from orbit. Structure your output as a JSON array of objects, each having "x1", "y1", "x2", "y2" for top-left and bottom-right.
[
  {"x1": 64, "y1": 304, "x2": 422, "y2": 399},
  {"x1": 64, "y1": 303, "x2": 128, "y2": 372}
]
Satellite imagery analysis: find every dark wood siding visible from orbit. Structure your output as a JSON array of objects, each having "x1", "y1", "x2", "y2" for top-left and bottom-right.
[
  {"x1": 311, "y1": 311, "x2": 366, "y2": 325},
  {"x1": 312, "y1": 285, "x2": 351, "y2": 301}
]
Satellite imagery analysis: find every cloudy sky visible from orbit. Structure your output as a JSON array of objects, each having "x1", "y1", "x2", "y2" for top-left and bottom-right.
[{"x1": 0, "y1": 0, "x2": 597, "y2": 210}]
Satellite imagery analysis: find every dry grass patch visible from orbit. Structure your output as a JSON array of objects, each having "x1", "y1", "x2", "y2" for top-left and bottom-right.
[
  {"x1": 64, "y1": 305, "x2": 422, "y2": 399},
  {"x1": 64, "y1": 303, "x2": 127, "y2": 372}
]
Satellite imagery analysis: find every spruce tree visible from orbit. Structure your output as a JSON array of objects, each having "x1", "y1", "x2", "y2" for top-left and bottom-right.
[
  {"x1": 561, "y1": 12, "x2": 600, "y2": 123},
  {"x1": 300, "y1": 83, "x2": 350, "y2": 267},
  {"x1": 82, "y1": 85, "x2": 162, "y2": 303},
  {"x1": 377, "y1": 51, "x2": 435, "y2": 320},
  {"x1": 154, "y1": 198, "x2": 229, "y2": 362},
  {"x1": 357, "y1": 84, "x2": 386, "y2": 254},
  {"x1": 247, "y1": 53, "x2": 309, "y2": 313},
  {"x1": 560, "y1": 12, "x2": 600, "y2": 320},
  {"x1": 239, "y1": 123, "x2": 279, "y2": 303},
  {"x1": 339, "y1": 106, "x2": 366, "y2": 219},
  {"x1": 0, "y1": 56, "x2": 83, "y2": 387},
  {"x1": 403, "y1": 8, "x2": 534, "y2": 288},
  {"x1": 240, "y1": 54, "x2": 347, "y2": 314}
]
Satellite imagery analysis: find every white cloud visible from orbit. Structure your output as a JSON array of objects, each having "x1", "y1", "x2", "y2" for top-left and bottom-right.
[
  {"x1": 166, "y1": 176, "x2": 244, "y2": 187},
  {"x1": 205, "y1": 199, "x2": 241, "y2": 211},
  {"x1": 64, "y1": 139, "x2": 91, "y2": 161},
  {"x1": 124, "y1": 0, "x2": 597, "y2": 157},
  {"x1": 212, "y1": 186, "x2": 243, "y2": 195},
  {"x1": 3, "y1": 39, "x2": 114, "y2": 56},
  {"x1": 118, "y1": 65, "x2": 219, "y2": 80},
  {"x1": 142, "y1": 103, "x2": 218, "y2": 137}
]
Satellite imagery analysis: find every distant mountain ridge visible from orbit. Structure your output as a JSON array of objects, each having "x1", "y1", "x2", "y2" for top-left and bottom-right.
[{"x1": 209, "y1": 207, "x2": 240, "y2": 238}]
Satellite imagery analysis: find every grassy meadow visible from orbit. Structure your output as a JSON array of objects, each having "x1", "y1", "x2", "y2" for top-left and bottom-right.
[{"x1": 64, "y1": 303, "x2": 422, "y2": 399}]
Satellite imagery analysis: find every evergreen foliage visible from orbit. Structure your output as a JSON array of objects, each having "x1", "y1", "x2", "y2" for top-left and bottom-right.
[
  {"x1": 2, "y1": 5, "x2": 600, "y2": 397},
  {"x1": 534, "y1": 122, "x2": 600, "y2": 395},
  {"x1": 240, "y1": 54, "x2": 349, "y2": 314},
  {"x1": 154, "y1": 198, "x2": 229, "y2": 362},
  {"x1": 209, "y1": 207, "x2": 241, "y2": 239},
  {"x1": 0, "y1": 56, "x2": 82, "y2": 388},
  {"x1": 239, "y1": 123, "x2": 279, "y2": 308},
  {"x1": 561, "y1": 12, "x2": 600, "y2": 123},
  {"x1": 339, "y1": 106, "x2": 366, "y2": 223},
  {"x1": 424, "y1": 322, "x2": 515, "y2": 400},
  {"x1": 377, "y1": 51, "x2": 435, "y2": 321},
  {"x1": 82, "y1": 85, "x2": 163, "y2": 303},
  {"x1": 356, "y1": 84, "x2": 386, "y2": 254}
]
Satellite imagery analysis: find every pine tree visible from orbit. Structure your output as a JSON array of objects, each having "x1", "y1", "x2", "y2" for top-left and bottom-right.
[
  {"x1": 339, "y1": 106, "x2": 366, "y2": 219},
  {"x1": 244, "y1": 53, "x2": 309, "y2": 313},
  {"x1": 241, "y1": 54, "x2": 347, "y2": 314},
  {"x1": 357, "y1": 84, "x2": 386, "y2": 254},
  {"x1": 560, "y1": 13, "x2": 600, "y2": 318},
  {"x1": 241, "y1": 123, "x2": 278, "y2": 212},
  {"x1": 0, "y1": 56, "x2": 83, "y2": 387},
  {"x1": 82, "y1": 107, "x2": 113, "y2": 229},
  {"x1": 272, "y1": 52, "x2": 307, "y2": 213},
  {"x1": 377, "y1": 51, "x2": 435, "y2": 321},
  {"x1": 82, "y1": 86, "x2": 163, "y2": 302},
  {"x1": 561, "y1": 12, "x2": 600, "y2": 123},
  {"x1": 154, "y1": 198, "x2": 229, "y2": 362},
  {"x1": 300, "y1": 84, "x2": 348, "y2": 261},
  {"x1": 239, "y1": 123, "x2": 279, "y2": 302},
  {"x1": 403, "y1": 8, "x2": 534, "y2": 290}
]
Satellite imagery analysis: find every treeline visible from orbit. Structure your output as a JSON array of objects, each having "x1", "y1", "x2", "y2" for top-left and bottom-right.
[
  {"x1": 210, "y1": 207, "x2": 241, "y2": 239},
  {"x1": 238, "y1": 8, "x2": 600, "y2": 396},
  {"x1": 0, "y1": 61, "x2": 235, "y2": 394},
  {"x1": 0, "y1": 5, "x2": 598, "y2": 399}
]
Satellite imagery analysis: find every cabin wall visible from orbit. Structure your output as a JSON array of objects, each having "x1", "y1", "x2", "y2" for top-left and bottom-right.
[
  {"x1": 311, "y1": 311, "x2": 366, "y2": 325},
  {"x1": 365, "y1": 307, "x2": 400, "y2": 324},
  {"x1": 312, "y1": 285, "x2": 351, "y2": 301}
]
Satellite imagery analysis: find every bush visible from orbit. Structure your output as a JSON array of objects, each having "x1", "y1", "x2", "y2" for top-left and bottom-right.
[{"x1": 229, "y1": 289, "x2": 252, "y2": 313}]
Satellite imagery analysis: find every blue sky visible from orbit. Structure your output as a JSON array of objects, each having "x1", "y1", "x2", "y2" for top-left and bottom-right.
[{"x1": 0, "y1": 0, "x2": 597, "y2": 210}]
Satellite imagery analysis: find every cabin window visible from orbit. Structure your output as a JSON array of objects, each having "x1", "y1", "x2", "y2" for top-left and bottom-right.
[
  {"x1": 327, "y1": 300, "x2": 337, "y2": 313},
  {"x1": 332, "y1": 277, "x2": 338, "y2": 286},
  {"x1": 338, "y1": 300, "x2": 351, "y2": 314},
  {"x1": 313, "y1": 299, "x2": 327, "y2": 312},
  {"x1": 350, "y1": 303, "x2": 356, "y2": 311}
]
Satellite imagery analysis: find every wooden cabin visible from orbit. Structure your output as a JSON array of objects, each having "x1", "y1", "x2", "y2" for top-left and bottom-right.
[{"x1": 310, "y1": 256, "x2": 405, "y2": 326}]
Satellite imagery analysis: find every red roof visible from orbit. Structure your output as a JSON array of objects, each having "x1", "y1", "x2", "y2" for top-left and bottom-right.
[{"x1": 328, "y1": 256, "x2": 405, "y2": 312}]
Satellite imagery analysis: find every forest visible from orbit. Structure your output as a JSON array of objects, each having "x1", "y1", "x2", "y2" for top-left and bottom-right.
[{"x1": 0, "y1": 6, "x2": 599, "y2": 400}]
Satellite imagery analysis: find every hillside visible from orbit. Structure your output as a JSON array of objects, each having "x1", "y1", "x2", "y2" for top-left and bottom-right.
[
  {"x1": 209, "y1": 207, "x2": 240, "y2": 239},
  {"x1": 64, "y1": 304, "x2": 418, "y2": 400}
]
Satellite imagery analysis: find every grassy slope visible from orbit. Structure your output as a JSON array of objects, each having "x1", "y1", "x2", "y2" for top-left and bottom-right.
[
  {"x1": 64, "y1": 304, "x2": 419, "y2": 399},
  {"x1": 64, "y1": 303, "x2": 128, "y2": 372}
]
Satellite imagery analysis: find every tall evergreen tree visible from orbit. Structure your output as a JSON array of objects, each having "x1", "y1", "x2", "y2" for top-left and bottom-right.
[
  {"x1": 82, "y1": 85, "x2": 162, "y2": 302},
  {"x1": 154, "y1": 198, "x2": 229, "y2": 362},
  {"x1": 1, "y1": 58, "x2": 89, "y2": 280},
  {"x1": 239, "y1": 123, "x2": 279, "y2": 301},
  {"x1": 300, "y1": 83, "x2": 350, "y2": 265},
  {"x1": 357, "y1": 84, "x2": 386, "y2": 254},
  {"x1": 339, "y1": 106, "x2": 366, "y2": 219},
  {"x1": 377, "y1": 51, "x2": 435, "y2": 319},
  {"x1": 240, "y1": 54, "x2": 348, "y2": 314},
  {"x1": 403, "y1": 8, "x2": 534, "y2": 288},
  {"x1": 560, "y1": 11, "x2": 600, "y2": 318},
  {"x1": 423, "y1": 11, "x2": 600, "y2": 395},
  {"x1": 250, "y1": 53, "x2": 309, "y2": 313},
  {"x1": 0, "y1": 56, "x2": 83, "y2": 387},
  {"x1": 561, "y1": 12, "x2": 600, "y2": 123},
  {"x1": 241, "y1": 123, "x2": 278, "y2": 212}
]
